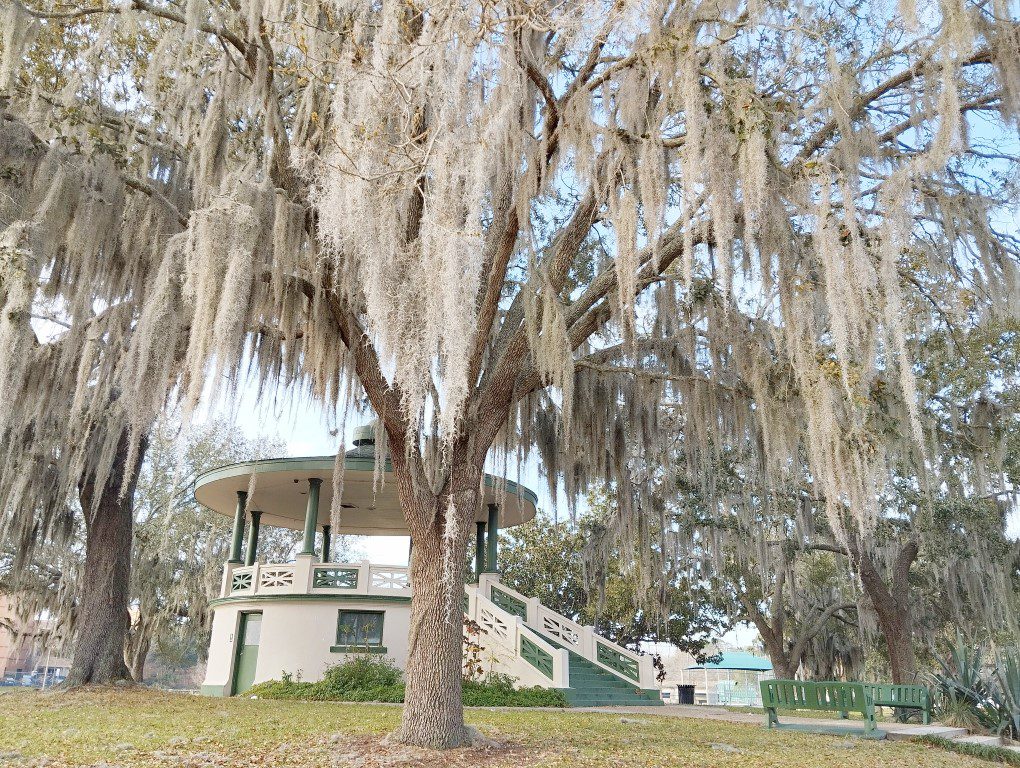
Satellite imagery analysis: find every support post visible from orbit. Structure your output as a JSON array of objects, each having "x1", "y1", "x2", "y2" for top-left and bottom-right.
[
  {"x1": 244, "y1": 510, "x2": 262, "y2": 567},
  {"x1": 474, "y1": 521, "x2": 486, "y2": 578},
  {"x1": 300, "y1": 478, "x2": 322, "y2": 557},
  {"x1": 321, "y1": 524, "x2": 332, "y2": 563},
  {"x1": 228, "y1": 491, "x2": 247, "y2": 564},
  {"x1": 486, "y1": 503, "x2": 499, "y2": 573}
]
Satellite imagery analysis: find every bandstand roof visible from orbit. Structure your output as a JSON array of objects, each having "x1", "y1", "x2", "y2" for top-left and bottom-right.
[{"x1": 193, "y1": 432, "x2": 539, "y2": 536}]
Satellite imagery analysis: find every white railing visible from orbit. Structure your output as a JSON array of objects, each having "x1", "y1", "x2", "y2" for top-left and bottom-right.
[
  {"x1": 476, "y1": 573, "x2": 656, "y2": 689},
  {"x1": 220, "y1": 558, "x2": 411, "y2": 599},
  {"x1": 220, "y1": 560, "x2": 653, "y2": 690},
  {"x1": 464, "y1": 584, "x2": 570, "y2": 688}
]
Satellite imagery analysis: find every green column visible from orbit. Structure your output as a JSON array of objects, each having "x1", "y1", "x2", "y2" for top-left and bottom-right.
[
  {"x1": 228, "y1": 491, "x2": 247, "y2": 564},
  {"x1": 321, "y1": 524, "x2": 332, "y2": 563},
  {"x1": 474, "y1": 521, "x2": 486, "y2": 577},
  {"x1": 300, "y1": 478, "x2": 322, "y2": 556},
  {"x1": 486, "y1": 503, "x2": 499, "y2": 573},
  {"x1": 244, "y1": 510, "x2": 262, "y2": 567}
]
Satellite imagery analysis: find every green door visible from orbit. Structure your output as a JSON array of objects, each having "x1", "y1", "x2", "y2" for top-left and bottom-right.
[{"x1": 231, "y1": 612, "x2": 262, "y2": 695}]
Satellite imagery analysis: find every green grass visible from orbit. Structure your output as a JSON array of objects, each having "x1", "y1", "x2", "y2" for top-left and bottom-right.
[
  {"x1": 719, "y1": 704, "x2": 893, "y2": 721},
  {"x1": 914, "y1": 735, "x2": 1020, "y2": 766},
  {"x1": 0, "y1": 688, "x2": 1004, "y2": 767}
]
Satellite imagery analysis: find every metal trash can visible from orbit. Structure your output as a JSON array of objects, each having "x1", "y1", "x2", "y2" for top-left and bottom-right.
[{"x1": 677, "y1": 684, "x2": 695, "y2": 705}]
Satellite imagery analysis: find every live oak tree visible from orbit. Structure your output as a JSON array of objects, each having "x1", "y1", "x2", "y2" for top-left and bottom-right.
[
  {"x1": 0, "y1": 107, "x2": 187, "y2": 684},
  {"x1": 2, "y1": 0, "x2": 1019, "y2": 748}
]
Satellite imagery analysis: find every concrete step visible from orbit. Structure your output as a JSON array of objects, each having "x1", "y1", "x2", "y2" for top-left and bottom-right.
[
  {"x1": 953, "y1": 735, "x2": 1006, "y2": 747},
  {"x1": 884, "y1": 725, "x2": 969, "y2": 741}
]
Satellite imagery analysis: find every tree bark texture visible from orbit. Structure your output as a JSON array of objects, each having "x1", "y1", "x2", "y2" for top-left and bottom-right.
[
  {"x1": 857, "y1": 542, "x2": 919, "y2": 683},
  {"x1": 390, "y1": 449, "x2": 479, "y2": 748},
  {"x1": 65, "y1": 431, "x2": 144, "y2": 687}
]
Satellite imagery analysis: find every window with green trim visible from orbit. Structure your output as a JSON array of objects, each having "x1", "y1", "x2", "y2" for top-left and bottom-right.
[{"x1": 336, "y1": 610, "x2": 384, "y2": 647}]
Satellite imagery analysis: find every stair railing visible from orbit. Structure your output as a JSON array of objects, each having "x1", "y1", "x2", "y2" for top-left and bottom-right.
[
  {"x1": 465, "y1": 583, "x2": 570, "y2": 688},
  {"x1": 476, "y1": 574, "x2": 656, "y2": 689}
]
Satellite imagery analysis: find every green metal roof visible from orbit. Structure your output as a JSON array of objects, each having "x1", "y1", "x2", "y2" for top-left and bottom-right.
[{"x1": 687, "y1": 652, "x2": 773, "y2": 672}]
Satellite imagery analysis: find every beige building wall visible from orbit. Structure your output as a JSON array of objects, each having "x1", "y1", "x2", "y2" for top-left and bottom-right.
[{"x1": 201, "y1": 598, "x2": 412, "y2": 696}]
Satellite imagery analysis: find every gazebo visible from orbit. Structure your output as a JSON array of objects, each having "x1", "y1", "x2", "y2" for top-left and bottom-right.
[
  {"x1": 196, "y1": 426, "x2": 661, "y2": 703},
  {"x1": 684, "y1": 652, "x2": 774, "y2": 706}
]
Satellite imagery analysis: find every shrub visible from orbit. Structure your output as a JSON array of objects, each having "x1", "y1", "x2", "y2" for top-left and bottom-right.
[
  {"x1": 320, "y1": 655, "x2": 403, "y2": 692},
  {"x1": 249, "y1": 659, "x2": 568, "y2": 707},
  {"x1": 462, "y1": 672, "x2": 569, "y2": 707}
]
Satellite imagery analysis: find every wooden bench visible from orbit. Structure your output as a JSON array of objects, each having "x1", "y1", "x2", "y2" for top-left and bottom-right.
[{"x1": 760, "y1": 680, "x2": 881, "y2": 736}]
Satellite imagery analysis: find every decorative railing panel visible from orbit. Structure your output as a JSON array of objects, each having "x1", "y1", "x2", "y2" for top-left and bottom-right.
[
  {"x1": 370, "y1": 568, "x2": 411, "y2": 591},
  {"x1": 222, "y1": 561, "x2": 412, "y2": 599},
  {"x1": 230, "y1": 568, "x2": 254, "y2": 592},
  {"x1": 477, "y1": 604, "x2": 513, "y2": 646},
  {"x1": 537, "y1": 608, "x2": 581, "y2": 649},
  {"x1": 490, "y1": 585, "x2": 528, "y2": 620},
  {"x1": 312, "y1": 567, "x2": 359, "y2": 589},
  {"x1": 258, "y1": 566, "x2": 295, "y2": 589},
  {"x1": 520, "y1": 635, "x2": 554, "y2": 678},
  {"x1": 596, "y1": 641, "x2": 640, "y2": 682}
]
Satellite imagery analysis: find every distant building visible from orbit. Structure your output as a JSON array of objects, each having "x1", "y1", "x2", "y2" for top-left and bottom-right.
[
  {"x1": 0, "y1": 596, "x2": 71, "y2": 685},
  {"x1": 683, "y1": 651, "x2": 773, "y2": 706}
]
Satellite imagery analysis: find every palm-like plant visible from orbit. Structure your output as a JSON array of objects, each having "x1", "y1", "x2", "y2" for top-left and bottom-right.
[
  {"x1": 930, "y1": 636, "x2": 1020, "y2": 742},
  {"x1": 990, "y1": 648, "x2": 1020, "y2": 740}
]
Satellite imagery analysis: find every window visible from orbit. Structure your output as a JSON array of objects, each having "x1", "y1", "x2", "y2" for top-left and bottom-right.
[{"x1": 334, "y1": 610, "x2": 384, "y2": 650}]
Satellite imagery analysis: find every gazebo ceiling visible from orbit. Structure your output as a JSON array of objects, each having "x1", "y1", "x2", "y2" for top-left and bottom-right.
[{"x1": 194, "y1": 454, "x2": 539, "y2": 536}]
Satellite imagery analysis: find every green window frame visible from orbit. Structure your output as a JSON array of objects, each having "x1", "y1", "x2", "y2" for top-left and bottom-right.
[{"x1": 332, "y1": 610, "x2": 386, "y2": 653}]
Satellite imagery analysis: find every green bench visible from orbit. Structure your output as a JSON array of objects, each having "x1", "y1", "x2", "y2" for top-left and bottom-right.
[
  {"x1": 851, "y1": 683, "x2": 931, "y2": 724},
  {"x1": 760, "y1": 680, "x2": 881, "y2": 736}
]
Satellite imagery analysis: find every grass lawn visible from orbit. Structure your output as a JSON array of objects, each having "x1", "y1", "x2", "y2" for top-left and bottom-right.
[{"x1": 0, "y1": 688, "x2": 989, "y2": 768}]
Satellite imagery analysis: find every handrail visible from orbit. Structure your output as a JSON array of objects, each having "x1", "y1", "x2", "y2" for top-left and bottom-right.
[
  {"x1": 220, "y1": 559, "x2": 411, "y2": 598},
  {"x1": 477, "y1": 574, "x2": 655, "y2": 689},
  {"x1": 466, "y1": 585, "x2": 569, "y2": 687}
]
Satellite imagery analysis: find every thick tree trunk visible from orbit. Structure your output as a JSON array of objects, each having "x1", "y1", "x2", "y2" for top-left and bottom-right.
[
  {"x1": 390, "y1": 450, "x2": 478, "y2": 748},
  {"x1": 65, "y1": 431, "x2": 144, "y2": 687},
  {"x1": 757, "y1": 627, "x2": 797, "y2": 681},
  {"x1": 858, "y1": 543, "x2": 919, "y2": 684},
  {"x1": 395, "y1": 516, "x2": 471, "y2": 747}
]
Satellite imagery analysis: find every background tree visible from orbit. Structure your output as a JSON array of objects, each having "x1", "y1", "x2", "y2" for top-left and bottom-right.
[
  {"x1": 3, "y1": 0, "x2": 1018, "y2": 747},
  {"x1": 125, "y1": 417, "x2": 333, "y2": 682},
  {"x1": 500, "y1": 508, "x2": 725, "y2": 659},
  {"x1": 0, "y1": 97, "x2": 188, "y2": 683}
]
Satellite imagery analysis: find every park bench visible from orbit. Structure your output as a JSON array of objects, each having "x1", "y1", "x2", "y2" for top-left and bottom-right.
[
  {"x1": 853, "y1": 683, "x2": 931, "y2": 724},
  {"x1": 760, "y1": 680, "x2": 880, "y2": 736}
]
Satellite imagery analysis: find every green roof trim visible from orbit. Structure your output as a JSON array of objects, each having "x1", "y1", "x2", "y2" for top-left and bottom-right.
[{"x1": 209, "y1": 594, "x2": 413, "y2": 607}]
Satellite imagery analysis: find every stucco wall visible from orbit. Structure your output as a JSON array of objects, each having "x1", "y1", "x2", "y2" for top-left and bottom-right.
[{"x1": 202, "y1": 597, "x2": 412, "y2": 695}]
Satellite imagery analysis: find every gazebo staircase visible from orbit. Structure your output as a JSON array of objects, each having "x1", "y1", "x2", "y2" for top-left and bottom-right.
[
  {"x1": 553, "y1": 640, "x2": 664, "y2": 706},
  {"x1": 464, "y1": 575, "x2": 662, "y2": 706}
]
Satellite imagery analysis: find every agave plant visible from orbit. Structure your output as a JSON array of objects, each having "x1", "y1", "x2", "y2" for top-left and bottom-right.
[
  {"x1": 990, "y1": 647, "x2": 1020, "y2": 741},
  {"x1": 929, "y1": 635, "x2": 999, "y2": 734}
]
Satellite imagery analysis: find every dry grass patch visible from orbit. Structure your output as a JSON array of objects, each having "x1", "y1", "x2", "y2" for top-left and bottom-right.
[{"x1": 0, "y1": 688, "x2": 998, "y2": 768}]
